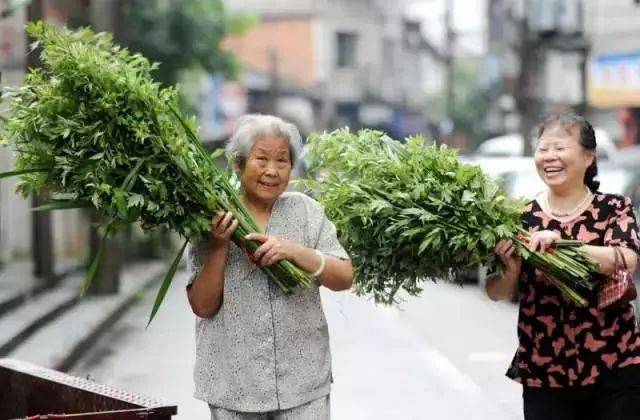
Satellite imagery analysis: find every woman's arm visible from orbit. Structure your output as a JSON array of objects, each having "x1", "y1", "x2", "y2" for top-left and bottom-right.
[
  {"x1": 580, "y1": 195, "x2": 639, "y2": 276},
  {"x1": 287, "y1": 243, "x2": 353, "y2": 291},
  {"x1": 245, "y1": 233, "x2": 354, "y2": 291},
  {"x1": 522, "y1": 229, "x2": 638, "y2": 277},
  {"x1": 580, "y1": 245, "x2": 638, "y2": 276},
  {"x1": 187, "y1": 247, "x2": 228, "y2": 318},
  {"x1": 187, "y1": 212, "x2": 238, "y2": 318},
  {"x1": 485, "y1": 239, "x2": 522, "y2": 301},
  {"x1": 485, "y1": 271, "x2": 519, "y2": 302}
]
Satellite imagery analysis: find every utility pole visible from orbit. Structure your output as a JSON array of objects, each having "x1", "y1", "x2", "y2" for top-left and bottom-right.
[
  {"x1": 268, "y1": 48, "x2": 280, "y2": 115},
  {"x1": 516, "y1": 7, "x2": 539, "y2": 157},
  {"x1": 27, "y1": 0, "x2": 56, "y2": 287},
  {"x1": 86, "y1": 0, "x2": 122, "y2": 294},
  {"x1": 444, "y1": 0, "x2": 455, "y2": 125}
]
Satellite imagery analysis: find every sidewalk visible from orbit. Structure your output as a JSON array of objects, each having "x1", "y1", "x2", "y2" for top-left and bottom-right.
[
  {"x1": 0, "y1": 259, "x2": 167, "y2": 371},
  {"x1": 71, "y1": 271, "x2": 515, "y2": 420},
  {"x1": 0, "y1": 259, "x2": 80, "y2": 315}
]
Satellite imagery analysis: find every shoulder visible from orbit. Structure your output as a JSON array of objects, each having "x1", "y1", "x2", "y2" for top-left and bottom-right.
[
  {"x1": 187, "y1": 237, "x2": 210, "y2": 256},
  {"x1": 522, "y1": 199, "x2": 537, "y2": 214},
  {"x1": 594, "y1": 192, "x2": 633, "y2": 210},
  {"x1": 278, "y1": 191, "x2": 324, "y2": 213},
  {"x1": 521, "y1": 199, "x2": 540, "y2": 220}
]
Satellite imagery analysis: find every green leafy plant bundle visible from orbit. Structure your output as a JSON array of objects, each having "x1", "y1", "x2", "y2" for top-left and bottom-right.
[
  {"x1": 0, "y1": 22, "x2": 312, "y2": 324},
  {"x1": 304, "y1": 129, "x2": 599, "y2": 305}
]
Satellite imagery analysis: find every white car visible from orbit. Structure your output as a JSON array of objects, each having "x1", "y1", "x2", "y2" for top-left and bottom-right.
[
  {"x1": 475, "y1": 128, "x2": 619, "y2": 162},
  {"x1": 502, "y1": 163, "x2": 633, "y2": 200}
]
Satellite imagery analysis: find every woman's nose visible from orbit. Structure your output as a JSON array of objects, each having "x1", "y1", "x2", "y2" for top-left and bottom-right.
[{"x1": 264, "y1": 163, "x2": 278, "y2": 175}]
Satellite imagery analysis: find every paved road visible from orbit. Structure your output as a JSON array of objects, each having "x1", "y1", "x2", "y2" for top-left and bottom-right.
[
  {"x1": 72, "y1": 273, "x2": 522, "y2": 419},
  {"x1": 395, "y1": 281, "x2": 522, "y2": 419}
]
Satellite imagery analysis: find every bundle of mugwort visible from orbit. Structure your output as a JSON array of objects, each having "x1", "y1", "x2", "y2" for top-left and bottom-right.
[
  {"x1": 303, "y1": 129, "x2": 599, "y2": 305},
  {"x1": 0, "y1": 23, "x2": 312, "y2": 324}
]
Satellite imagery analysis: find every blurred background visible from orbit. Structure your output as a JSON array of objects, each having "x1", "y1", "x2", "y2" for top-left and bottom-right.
[{"x1": 1, "y1": 1, "x2": 640, "y2": 419}]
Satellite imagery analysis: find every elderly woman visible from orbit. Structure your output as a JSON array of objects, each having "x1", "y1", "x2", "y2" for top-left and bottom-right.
[{"x1": 186, "y1": 114, "x2": 353, "y2": 420}]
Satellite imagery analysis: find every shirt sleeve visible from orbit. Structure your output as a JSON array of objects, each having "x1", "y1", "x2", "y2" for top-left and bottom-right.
[
  {"x1": 185, "y1": 239, "x2": 210, "y2": 286},
  {"x1": 604, "y1": 195, "x2": 640, "y2": 254},
  {"x1": 305, "y1": 196, "x2": 350, "y2": 260}
]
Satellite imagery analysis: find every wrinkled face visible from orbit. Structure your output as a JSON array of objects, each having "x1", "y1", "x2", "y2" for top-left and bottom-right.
[
  {"x1": 240, "y1": 136, "x2": 292, "y2": 204},
  {"x1": 534, "y1": 125, "x2": 594, "y2": 192}
]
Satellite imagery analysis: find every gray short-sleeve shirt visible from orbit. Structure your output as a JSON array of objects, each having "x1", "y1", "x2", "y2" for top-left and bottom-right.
[{"x1": 186, "y1": 192, "x2": 349, "y2": 412}]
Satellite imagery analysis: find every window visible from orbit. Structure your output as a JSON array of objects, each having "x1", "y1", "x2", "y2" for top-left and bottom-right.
[{"x1": 336, "y1": 32, "x2": 358, "y2": 68}]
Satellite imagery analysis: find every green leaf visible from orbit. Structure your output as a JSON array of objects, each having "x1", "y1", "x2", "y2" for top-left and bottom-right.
[
  {"x1": 127, "y1": 193, "x2": 145, "y2": 208},
  {"x1": 210, "y1": 148, "x2": 226, "y2": 160},
  {"x1": 80, "y1": 232, "x2": 107, "y2": 297},
  {"x1": 461, "y1": 190, "x2": 475, "y2": 203},
  {"x1": 418, "y1": 237, "x2": 432, "y2": 255},
  {"x1": 122, "y1": 159, "x2": 145, "y2": 191},
  {"x1": 147, "y1": 239, "x2": 189, "y2": 327},
  {"x1": 0, "y1": 167, "x2": 50, "y2": 179}
]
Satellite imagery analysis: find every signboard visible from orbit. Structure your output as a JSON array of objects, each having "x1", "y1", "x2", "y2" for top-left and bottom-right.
[{"x1": 588, "y1": 52, "x2": 640, "y2": 108}]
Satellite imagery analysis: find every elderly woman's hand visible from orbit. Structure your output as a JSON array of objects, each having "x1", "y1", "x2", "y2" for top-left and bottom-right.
[
  {"x1": 210, "y1": 211, "x2": 239, "y2": 250},
  {"x1": 244, "y1": 233, "x2": 300, "y2": 267}
]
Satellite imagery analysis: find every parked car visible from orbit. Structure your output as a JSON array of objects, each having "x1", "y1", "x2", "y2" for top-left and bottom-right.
[
  {"x1": 613, "y1": 145, "x2": 640, "y2": 172},
  {"x1": 475, "y1": 128, "x2": 619, "y2": 162},
  {"x1": 502, "y1": 162, "x2": 635, "y2": 201},
  {"x1": 461, "y1": 155, "x2": 535, "y2": 180}
]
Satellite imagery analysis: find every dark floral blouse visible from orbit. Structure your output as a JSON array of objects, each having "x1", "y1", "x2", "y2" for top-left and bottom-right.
[{"x1": 507, "y1": 193, "x2": 640, "y2": 388}]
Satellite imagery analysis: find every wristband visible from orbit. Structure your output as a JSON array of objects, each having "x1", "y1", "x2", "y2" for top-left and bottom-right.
[{"x1": 312, "y1": 250, "x2": 326, "y2": 277}]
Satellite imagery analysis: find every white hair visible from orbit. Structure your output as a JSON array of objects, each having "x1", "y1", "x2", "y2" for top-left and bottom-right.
[{"x1": 226, "y1": 114, "x2": 303, "y2": 169}]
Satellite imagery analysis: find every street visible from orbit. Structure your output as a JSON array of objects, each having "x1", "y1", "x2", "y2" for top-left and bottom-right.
[
  {"x1": 71, "y1": 273, "x2": 523, "y2": 420},
  {"x1": 2, "y1": 2, "x2": 640, "y2": 420}
]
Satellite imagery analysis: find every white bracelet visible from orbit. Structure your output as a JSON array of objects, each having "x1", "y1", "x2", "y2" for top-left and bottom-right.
[{"x1": 312, "y1": 249, "x2": 326, "y2": 277}]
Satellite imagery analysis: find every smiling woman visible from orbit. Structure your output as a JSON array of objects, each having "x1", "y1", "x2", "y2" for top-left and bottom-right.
[
  {"x1": 485, "y1": 113, "x2": 640, "y2": 420},
  {"x1": 185, "y1": 114, "x2": 353, "y2": 420},
  {"x1": 226, "y1": 117, "x2": 302, "y2": 220}
]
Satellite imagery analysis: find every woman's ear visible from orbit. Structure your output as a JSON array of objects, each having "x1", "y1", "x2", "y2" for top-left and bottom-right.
[
  {"x1": 584, "y1": 149, "x2": 595, "y2": 167},
  {"x1": 233, "y1": 156, "x2": 245, "y2": 174}
]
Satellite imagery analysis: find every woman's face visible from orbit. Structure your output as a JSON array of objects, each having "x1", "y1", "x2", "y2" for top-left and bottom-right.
[
  {"x1": 534, "y1": 124, "x2": 594, "y2": 192},
  {"x1": 240, "y1": 135, "x2": 292, "y2": 204}
]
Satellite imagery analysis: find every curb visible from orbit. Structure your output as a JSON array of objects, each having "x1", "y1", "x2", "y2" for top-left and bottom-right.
[
  {"x1": 55, "y1": 269, "x2": 164, "y2": 372},
  {"x1": 0, "y1": 293, "x2": 79, "y2": 357},
  {"x1": 0, "y1": 264, "x2": 83, "y2": 319}
]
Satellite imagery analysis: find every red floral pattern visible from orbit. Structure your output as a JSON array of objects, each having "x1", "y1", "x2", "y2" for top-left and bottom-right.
[{"x1": 507, "y1": 193, "x2": 640, "y2": 388}]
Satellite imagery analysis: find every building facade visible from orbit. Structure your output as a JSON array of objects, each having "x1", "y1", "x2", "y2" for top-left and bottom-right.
[{"x1": 222, "y1": 0, "x2": 443, "y2": 136}]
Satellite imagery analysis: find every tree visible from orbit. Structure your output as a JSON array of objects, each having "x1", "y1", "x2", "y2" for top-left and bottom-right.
[
  {"x1": 448, "y1": 58, "x2": 491, "y2": 150},
  {"x1": 123, "y1": 0, "x2": 255, "y2": 87}
]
